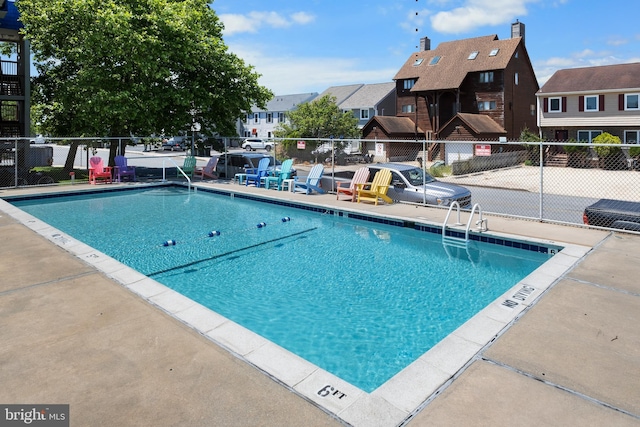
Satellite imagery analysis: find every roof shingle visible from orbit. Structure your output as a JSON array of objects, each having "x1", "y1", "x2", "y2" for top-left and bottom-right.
[
  {"x1": 538, "y1": 62, "x2": 640, "y2": 94},
  {"x1": 373, "y1": 116, "x2": 423, "y2": 135},
  {"x1": 394, "y1": 35, "x2": 521, "y2": 91}
]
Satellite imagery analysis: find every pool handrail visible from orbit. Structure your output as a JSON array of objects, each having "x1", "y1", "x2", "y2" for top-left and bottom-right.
[{"x1": 162, "y1": 158, "x2": 192, "y2": 192}]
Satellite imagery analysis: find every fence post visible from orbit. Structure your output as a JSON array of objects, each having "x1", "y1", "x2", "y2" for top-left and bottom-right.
[
  {"x1": 422, "y1": 139, "x2": 427, "y2": 205},
  {"x1": 13, "y1": 139, "x2": 18, "y2": 187},
  {"x1": 539, "y1": 140, "x2": 544, "y2": 220}
]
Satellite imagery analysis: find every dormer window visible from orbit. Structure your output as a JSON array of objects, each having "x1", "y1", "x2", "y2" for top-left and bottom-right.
[
  {"x1": 429, "y1": 55, "x2": 441, "y2": 65},
  {"x1": 489, "y1": 48, "x2": 499, "y2": 56},
  {"x1": 403, "y1": 79, "x2": 416, "y2": 90},
  {"x1": 468, "y1": 51, "x2": 479, "y2": 60}
]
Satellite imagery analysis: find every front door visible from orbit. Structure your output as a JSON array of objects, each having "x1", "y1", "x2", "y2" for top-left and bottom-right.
[{"x1": 555, "y1": 130, "x2": 568, "y2": 141}]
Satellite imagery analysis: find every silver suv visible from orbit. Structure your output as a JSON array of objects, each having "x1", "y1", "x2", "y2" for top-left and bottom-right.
[
  {"x1": 241, "y1": 138, "x2": 273, "y2": 152},
  {"x1": 368, "y1": 163, "x2": 472, "y2": 207}
]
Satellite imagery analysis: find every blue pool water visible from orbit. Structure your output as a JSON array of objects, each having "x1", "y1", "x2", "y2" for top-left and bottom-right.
[{"x1": 12, "y1": 187, "x2": 551, "y2": 392}]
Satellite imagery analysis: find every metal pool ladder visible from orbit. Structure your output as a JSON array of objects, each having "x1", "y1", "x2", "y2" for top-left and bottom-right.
[
  {"x1": 442, "y1": 202, "x2": 488, "y2": 248},
  {"x1": 162, "y1": 158, "x2": 194, "y2": 192}
]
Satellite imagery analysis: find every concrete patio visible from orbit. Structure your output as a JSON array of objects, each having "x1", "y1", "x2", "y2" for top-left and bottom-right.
[{"x1": 0, "y1": 181, "x2": 638, "y2": 426}]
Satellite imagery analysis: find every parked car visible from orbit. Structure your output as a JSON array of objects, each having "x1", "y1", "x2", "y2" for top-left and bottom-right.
[
  {"x1": 29, "y1": 134, "x2": 46, "y2": 144},
  {"x1": 582, "y1": 199, "x2": 640, "y2": 231},
  {"x1": 312, "y1": 141, "x2": 360, "y2": 155},
  {"x1": 215, "y1": 153, "x2": 295, "y2": 179},
  {"x1": 367, "y1": 163, "x2": 472, "y2": 207},
  {"x1": 241, "y1": 138, "x2": 273, "y2": 152},
  {"x1": 162, "y1": 136, "x2": 186, "y2": 151}
]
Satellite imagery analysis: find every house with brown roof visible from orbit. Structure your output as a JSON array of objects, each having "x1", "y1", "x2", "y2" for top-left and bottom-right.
[
  {"x1": 363, "y1": 21, "x2": 538, "y2": 160},
  {"x1": 537, "y1": 62, "x2": 640, "y2": 145}
]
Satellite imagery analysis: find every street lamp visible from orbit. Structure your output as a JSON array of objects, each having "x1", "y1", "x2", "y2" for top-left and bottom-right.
[{"x1": 189, "y1": 108, "x2": 200, "y2": 155}]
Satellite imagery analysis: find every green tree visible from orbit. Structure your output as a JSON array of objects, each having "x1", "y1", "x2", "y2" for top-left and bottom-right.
[
  {"x1": 274, "y1": 95, "x2": 360, "y2": 150},
  {"x1": 18, "y1": 0, "x2": 272, "y2": 168}
]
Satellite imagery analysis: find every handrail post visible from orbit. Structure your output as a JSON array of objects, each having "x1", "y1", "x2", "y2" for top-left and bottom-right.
[
  {"x1": 162, "y1": 157, "x2": 192, "y2": 192},
  {"x1": 442, "y1": 201, "x2": 462, "y2": 239}
]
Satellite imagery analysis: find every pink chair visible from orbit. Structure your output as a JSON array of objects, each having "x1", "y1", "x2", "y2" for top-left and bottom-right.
[
  {"x1": 336, "y1": 167, "x2": 369, "y2": 202},
  {"x1": 194, "y1": 156, "x2": 219, "y2": 179},
  {"x1": 89, "y1": 157, "x2": 112, "y2": 184}
]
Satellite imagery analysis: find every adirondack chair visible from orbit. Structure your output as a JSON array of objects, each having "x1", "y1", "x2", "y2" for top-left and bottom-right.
[
  {"x1": 114, "y1": 155, "x2": 136, "y2": 182},
  {"x1": 356, "y1": 168, "x2": 393, "y2": 205},
  {"x1": 245, "y1": 157, "x2": 270, "y2": 187},
  {"x1": 293, "y1": 164, "x2": 324, "y2": 194},
  {"x1": 178, "y1": 156, "x2": 197, "y2": 178},
  {"x1": 194, "y1": 156, "x2": 219, "y2": 179},
  {"x1": 88, "y1": 157, "x2": 112, "y2": 184},
  {"x1": 336, "y1": 167, "x2": 369, "y2": 202},
  {"x1": 264, "y1": 159, "x2": 294, "y2": 190}
]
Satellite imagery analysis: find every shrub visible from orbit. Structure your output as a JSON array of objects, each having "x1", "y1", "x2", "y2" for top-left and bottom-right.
[
  {"x1": 592, "y1": 132, "x2": 621, "y2": 158},
  {"x1": 630, "y1": 146, "x2": 640, "y2": 157},
  {"x1": 429, "y1": 163, "x2": 451, "y2": 177},
  {"x1": 563, "y1": 138, "x2": 588, "y2": 153},
  {"x1": 519, "y1": 127, "x2": 542, "y2": 165}
]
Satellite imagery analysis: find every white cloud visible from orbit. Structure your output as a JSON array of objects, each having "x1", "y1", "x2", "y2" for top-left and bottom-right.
[
  {"x1": 291, "y1": 12, "x2": 315, "y2": 25},
  {"x1": 220, "y1": 11, "x2": 315, "y2": 36},
  {"x1": 228, "y1": 43, "x2": 397, "y2": 94},
  {"x1": 430, "y1": 0, "x2": 537, "y2": 34},
  {"x1": 400, "y1": 9, "x2": 431, "y2": 33},
  {"x1": 219, "y1": 14, "x2": 255, "y2": 36},
  {"x1": 606, "y1": 37, "x2": 628, "y2": 47},
  {"x1": 534, "y1": 49, "x2": 640, "y2": 86}
]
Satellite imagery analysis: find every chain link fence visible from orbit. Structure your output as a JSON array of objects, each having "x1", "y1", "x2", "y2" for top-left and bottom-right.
[
  {"x1": 270, "y1": 137, "x2": 640, "y2": 231},
  {"x1": 2, "y1": 136, "x2": 638, "y2": 232}
]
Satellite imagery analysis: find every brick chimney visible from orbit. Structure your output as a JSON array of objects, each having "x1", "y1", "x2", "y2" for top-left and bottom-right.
[
  {"x1": 420, "y1": 36, "x2": 431, "y2": 51},
  {"x1": 511, "y1": 20, "x2": 525, "y2": 44}
]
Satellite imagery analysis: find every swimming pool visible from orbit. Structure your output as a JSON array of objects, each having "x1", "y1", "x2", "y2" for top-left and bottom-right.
[{"x1": 10, "y1": 186, "x2": 554, "y2": 393}]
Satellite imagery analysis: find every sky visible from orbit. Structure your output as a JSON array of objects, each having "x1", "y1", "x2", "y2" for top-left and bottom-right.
[{"x1": 211, "y1": 0, "x2": 640, "y2": 96}]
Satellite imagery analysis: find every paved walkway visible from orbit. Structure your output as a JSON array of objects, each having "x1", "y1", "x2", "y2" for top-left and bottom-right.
[{"x1": 0, "y1": 181, "x2": 638, "y2": 426}]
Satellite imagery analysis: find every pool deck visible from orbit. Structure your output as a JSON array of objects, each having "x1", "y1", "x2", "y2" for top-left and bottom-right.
[{"x1": 1, "y1": 180, "x2": 639, "y2": 426}]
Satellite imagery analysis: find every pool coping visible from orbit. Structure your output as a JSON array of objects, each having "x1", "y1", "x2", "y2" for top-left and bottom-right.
[{"x1": 0, "y1": 183, "x2": 592, "y2": 427}]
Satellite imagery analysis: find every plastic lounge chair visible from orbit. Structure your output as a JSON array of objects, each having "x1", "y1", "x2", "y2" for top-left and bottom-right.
[
  {"x1": 245, "y1": 157, "x2": 270, "y2": 187},
  {"x1": 293, "y1": 163, "x2": 325, "y2": 195},
  {"x1": 178, "y1": 156, "x2": 197, "y2": 178},
  {"x1": 336, "y1": 166, "x2": 369, "y2": 202},
  {"x1": 195, "y1": 156, "x2": 219, "y2": 179},
  {"x1": 356, "y1": 168, "x2": 393, "y2": 205},
  {"x1": 265, "y1": 159, "x2": 293, "y2": 190},
  {"x1": 88, "y1": 157, "x2": 112, "y2": 184},
  {"x1": 114, "y1": 155, "x2": 136, "y2": 182}
]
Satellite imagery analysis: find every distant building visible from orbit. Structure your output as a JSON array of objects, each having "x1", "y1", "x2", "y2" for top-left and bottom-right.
[
  {"x1": 537, "y1": 62, "x2": 640, "y2": 144},
  {"x1": 336, "y1": 82, "x2": 396, "y2": 128},
  {"x1": 240, "y1": 93, "x2": 318, "y2": 139},
  {"x1": 239, "y1": 83, "x2": 397, "y2": 139},
  {"x1": 0, "y1": 0, "x2": 30, "y2": 138}
]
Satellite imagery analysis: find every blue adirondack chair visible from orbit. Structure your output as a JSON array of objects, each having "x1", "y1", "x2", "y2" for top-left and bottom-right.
[
  {"x1": 245, "y1": 157, "x2": 270, "y2": 187},
  {"x1": 264, "y1": 159, "x2": 294, "y2": 190},
  {"x1": 293, "y1": 164, "x2": 325, "y2": 194}
]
